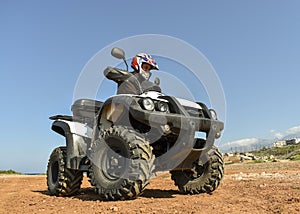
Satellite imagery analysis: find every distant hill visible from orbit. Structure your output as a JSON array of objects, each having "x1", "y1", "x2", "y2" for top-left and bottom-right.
[
  {"x1": 0, "y1": 169, "x2": 22, "y2": 175},
  {"x1": 219, "y1": 138, "x2": 274, "y2": 153},
  {"x1": 219, "y1": 135, "x2": 300, "y2": 153},
  {"x1": 251, "y1": 143, "x2": 300, "y2": 160}
]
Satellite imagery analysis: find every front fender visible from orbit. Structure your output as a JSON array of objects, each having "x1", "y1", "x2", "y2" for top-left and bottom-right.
[{"x1": 96, "y1": 95, "x2": 138, "y2": 130}]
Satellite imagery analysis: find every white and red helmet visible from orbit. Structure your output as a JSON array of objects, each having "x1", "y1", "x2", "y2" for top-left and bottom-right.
[{"x1": 131, "y1": 53, "x2": 159, "y2": 73}]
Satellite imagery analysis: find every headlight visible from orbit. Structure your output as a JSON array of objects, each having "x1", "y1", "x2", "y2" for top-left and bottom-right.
[
  {"x1": 209, "y1": 109, "x2": 218, "y2": 120},
  {"x1": 157, "y1": 101, "x2": 168, "y2": 112},
  {"x1": 142, "y1": 98, "x2": 155, "y2": 111}
]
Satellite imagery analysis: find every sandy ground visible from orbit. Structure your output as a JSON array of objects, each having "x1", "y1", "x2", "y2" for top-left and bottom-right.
[{"x1": 0, "y1": 161, "x2": 299, "y2": 214}]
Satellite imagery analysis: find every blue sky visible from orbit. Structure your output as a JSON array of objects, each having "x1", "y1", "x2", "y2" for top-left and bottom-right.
[{"x1": 1, "y1": 1, "x2": 300, "y2": 173}]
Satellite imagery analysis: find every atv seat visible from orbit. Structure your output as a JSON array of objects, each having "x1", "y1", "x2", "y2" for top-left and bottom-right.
[{"x1": 71, "y1": 99, "x2": 103, "y2": 125}]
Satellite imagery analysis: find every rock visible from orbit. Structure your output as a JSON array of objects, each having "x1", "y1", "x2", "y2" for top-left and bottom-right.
[
  {"x1": 110, "y1": 206, "x2": 119, "y2": 212},
  {"x1": 259, "y1": 183, "x2": 267, "y2": 188}
]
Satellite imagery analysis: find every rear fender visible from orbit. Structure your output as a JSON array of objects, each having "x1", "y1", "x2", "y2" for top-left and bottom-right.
[{"x1": 51, "y1": 120, "x2": 92, "y2": 169}]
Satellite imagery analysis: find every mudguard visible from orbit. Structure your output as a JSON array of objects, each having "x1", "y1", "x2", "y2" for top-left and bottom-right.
[{"x1": 51, "y1": 120, "x2": 92, "y2": 169}]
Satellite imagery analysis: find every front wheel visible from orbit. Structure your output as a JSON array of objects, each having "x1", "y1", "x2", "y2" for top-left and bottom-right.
[
  {"x1": 46, "y1": 147, "x2": 83, "y2": 196},
  {"x1": 89, "y1": 126, "x2": 155, "y2": 201},
  {"x1": 170, "y1": 146, "x2": 224, "y2": 194}
]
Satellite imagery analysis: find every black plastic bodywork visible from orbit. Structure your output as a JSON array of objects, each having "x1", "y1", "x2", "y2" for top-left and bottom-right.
[{"x1": 72, "y1": 99, "x2": 103, "y2": 126}]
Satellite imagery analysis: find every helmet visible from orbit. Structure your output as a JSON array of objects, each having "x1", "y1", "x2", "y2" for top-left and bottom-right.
[{"x1": 131, "y1": 53, "x2": 159, "y2": 79}]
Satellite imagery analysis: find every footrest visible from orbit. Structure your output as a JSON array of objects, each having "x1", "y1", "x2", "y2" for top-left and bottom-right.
[{"x1": 49, "y1": 115, "x2": 73, "y2": 121}]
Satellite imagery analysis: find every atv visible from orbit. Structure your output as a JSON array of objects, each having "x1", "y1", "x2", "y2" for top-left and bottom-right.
[{"x1": 47, "y1": 47, "x2": 224, "y2": 201}]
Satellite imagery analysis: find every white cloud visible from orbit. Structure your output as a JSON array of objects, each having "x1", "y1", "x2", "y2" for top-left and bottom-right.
[
  {"x1": 220, "y1": 125, "x2": 300, "y2": 152},
  {"x1": 286, "y1": 126, "x2": 300, "y2": 135},
  {"x1": 225, "y1": 138, "x2": 259, "y2": 147},
  {"x1": 270, "y1": 130, "x2": 283, "y2": 139},
  {"x1": 220, "y1": 138, "x2": 264, "y2": 152},
  {"x1": 271, "y1": 125, "x2": 300, "y2": 140},
  {"x1": 220, "y1": 137, "x2": 274, "y2": 152},
  {"x1": 274, "y1": 132, "x2": 284, "y2": 139}
]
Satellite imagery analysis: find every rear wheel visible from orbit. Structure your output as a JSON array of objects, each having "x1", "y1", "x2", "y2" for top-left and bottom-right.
[
  {"x1": 89, "y1": 126, "x2": 155, "y2": 200},
  {"x1": 47, "y1": 147, "x2": 83, "y2": 196},
  {"x1": 171, "y1": 146, "x2": 224, "y2": 194}
]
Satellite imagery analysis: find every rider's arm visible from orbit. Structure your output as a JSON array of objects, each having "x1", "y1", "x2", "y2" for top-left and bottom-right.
[
  {"x1": 104, "y1": 66, "x2": 132, "y2": 83},
  {"x1": 104, "y1": 66, "x2": 143, "y2": 95}
]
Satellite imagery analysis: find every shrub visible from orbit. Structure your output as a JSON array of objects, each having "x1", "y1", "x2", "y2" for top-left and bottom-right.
[{"x1": 0, "y1": 169, "x2": 21, "y2": 174}]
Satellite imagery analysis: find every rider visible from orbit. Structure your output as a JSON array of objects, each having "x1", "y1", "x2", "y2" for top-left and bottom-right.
[{"x1": 104, "y1": 53, "x2": 159, "y2": 95}]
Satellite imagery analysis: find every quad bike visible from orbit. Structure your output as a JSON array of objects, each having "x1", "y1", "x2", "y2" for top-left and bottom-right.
[{"x1": 47, "y1": 47, "x2": 224, "y2": 200}]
